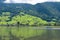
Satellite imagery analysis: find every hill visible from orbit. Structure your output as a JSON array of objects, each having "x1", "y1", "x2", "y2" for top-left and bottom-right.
[{"x1": 0, "y1": 2, "x2": 60, "y2": 26}]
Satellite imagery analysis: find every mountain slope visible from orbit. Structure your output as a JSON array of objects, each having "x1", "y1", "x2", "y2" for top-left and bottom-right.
[{"x1": 0, "y1": 2, "x2": 60, "y2": 22}]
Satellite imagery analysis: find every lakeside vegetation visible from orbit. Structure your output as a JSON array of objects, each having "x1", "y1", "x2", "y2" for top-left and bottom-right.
[
  {"x1": 0, "y1": 12, "x2": 56, "y2": 26},
  {"x1": 0, "y1": 3, "x2": 60, "y2": 26},
  {"x1": 0, "y1": 2, "x2": 60, "y2": 40}
]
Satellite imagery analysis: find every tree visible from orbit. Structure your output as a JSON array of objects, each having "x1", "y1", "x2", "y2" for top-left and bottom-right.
[
  {"x1": 48, "y1": 21, "x2": 56, "y2": 26},
  {"x1": 0, "y1": 12, "x2": 10, "y2": 25},
  {"x1": 11, "y1": 12, "x2": 48, "y2": 26}
]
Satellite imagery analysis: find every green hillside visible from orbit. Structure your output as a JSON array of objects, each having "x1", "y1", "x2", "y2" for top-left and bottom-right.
[{"x1": 0, "y1": 2, "x2": 60, "y2": 26}]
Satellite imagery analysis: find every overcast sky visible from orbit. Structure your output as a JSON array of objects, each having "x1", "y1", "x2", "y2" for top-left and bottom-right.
[{"x1": 4, "y1": 0, "x2": 60, "y2": 4}]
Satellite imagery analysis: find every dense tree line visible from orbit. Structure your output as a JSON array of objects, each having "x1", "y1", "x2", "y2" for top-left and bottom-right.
[{"x1": 0, "y1": 12, "x2": 56, "y2": 26}]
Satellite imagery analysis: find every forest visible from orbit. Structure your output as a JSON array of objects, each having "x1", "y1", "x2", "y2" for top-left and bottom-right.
[
  {"x1": 0, "y1": 12, "x2": 56, "y2": 26},
  {"x1": 0, "y1": 2, "x2": 60, "y2": 26}
]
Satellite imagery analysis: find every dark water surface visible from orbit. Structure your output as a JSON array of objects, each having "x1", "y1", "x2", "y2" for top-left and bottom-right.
[{"x1": 0, "y1": 26, "x2": 60, "y2": 40}]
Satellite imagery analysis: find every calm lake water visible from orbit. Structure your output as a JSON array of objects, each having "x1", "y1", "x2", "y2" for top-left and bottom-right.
[{"x1": 0, "y1": 26, "x2": 60, "y2": 40}]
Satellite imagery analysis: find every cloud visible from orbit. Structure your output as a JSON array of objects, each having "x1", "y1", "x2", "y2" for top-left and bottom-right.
[
  {"x1": 4, "y1": 0, "x2": 10, "y2": 3},
  {"x1": 4, "y1": 0, "x2": 60, "y2": 4}
]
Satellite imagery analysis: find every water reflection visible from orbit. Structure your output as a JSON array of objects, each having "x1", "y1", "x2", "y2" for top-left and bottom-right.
[
  {"x1": 25, "y1": 26, "x2": 60, "y2": 40},
  {"x1": 0, "y1": 26, "x2": 60, "y2": 40}
]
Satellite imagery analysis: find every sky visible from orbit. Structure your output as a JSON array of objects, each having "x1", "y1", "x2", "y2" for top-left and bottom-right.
[{"x1": 4, "y1": 0, "x2": 60, "y2": 4}]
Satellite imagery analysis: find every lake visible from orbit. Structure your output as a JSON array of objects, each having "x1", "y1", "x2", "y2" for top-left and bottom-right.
[{"x1": 0, "y1": 26, "x2": 60, "y2": 40}]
